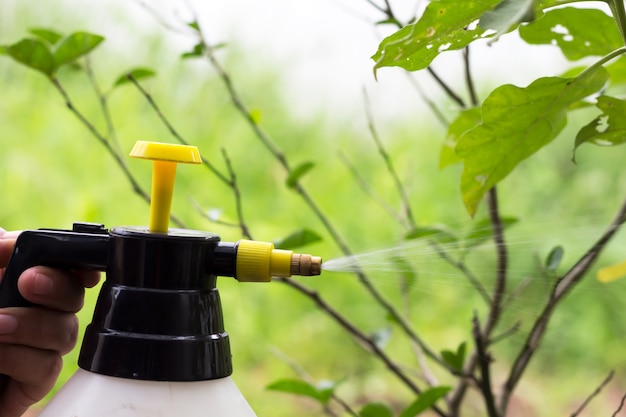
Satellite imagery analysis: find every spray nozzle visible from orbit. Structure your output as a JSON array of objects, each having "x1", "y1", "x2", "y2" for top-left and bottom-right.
[
  {"x1": 130, "y1": 141, "x2": 202, "y2": 233},
  {"x1": 233, "y1": 240, "x2": 321, "y2": 282}
]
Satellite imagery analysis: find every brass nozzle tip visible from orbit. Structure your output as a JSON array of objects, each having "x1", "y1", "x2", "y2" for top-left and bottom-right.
[{"x1": 291, "y1": 254, "x2": 322, "y2": 276}]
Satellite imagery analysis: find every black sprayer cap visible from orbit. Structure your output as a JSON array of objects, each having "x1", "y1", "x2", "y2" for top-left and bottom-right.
[{"x1": 78, "y1": 227, "x2": 233, "y2": 381}]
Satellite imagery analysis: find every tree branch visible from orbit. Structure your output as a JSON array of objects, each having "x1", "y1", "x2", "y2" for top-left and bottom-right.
[
  {"x1": 363, "y1": 89, "x2": 416, "y2": 229},
  {"x1": 275, "y1": 277, "x2": 449, "y2": 417},
  {"x1": 472, "y1": 313, "x2": 499, "y2": 417},
  {"x1": 126, "y1": 74, "x2": 231, "y2": 185},
  {"x1": 570, "y1": 370, "x2": 614, "y2": 417},
  {"x1": 500, "y1": 194, "x2": 626, "y2": 414},
  {"x1": 50, "y1": 77, "x2": 185, "y2": 229}
]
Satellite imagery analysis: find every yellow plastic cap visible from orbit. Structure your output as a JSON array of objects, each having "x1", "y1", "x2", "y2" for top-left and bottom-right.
[
  {"x1": 235, "y1": 240, "x2": 294, "y2": 282},
  {"x1": 129, "y1": 141, "x2": 202, "y2": 233},
  {"x1": 130, "y1": 141, "x2": 202, "y2": 164}
]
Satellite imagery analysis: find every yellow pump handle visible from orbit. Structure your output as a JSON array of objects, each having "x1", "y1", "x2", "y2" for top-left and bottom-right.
[{"x1": 130, "y1": 141, "x2": 201, "y2": 233}]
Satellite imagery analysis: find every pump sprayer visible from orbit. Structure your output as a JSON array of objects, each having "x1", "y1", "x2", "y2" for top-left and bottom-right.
[{"x1": 0, "y1": 141, "x2": 322, "y2": 416}]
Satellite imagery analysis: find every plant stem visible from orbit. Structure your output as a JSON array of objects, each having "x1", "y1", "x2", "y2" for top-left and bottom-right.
[
  {"x1": 609, "y1": 0, "x2": 626, "y2": 45},
  {"x1": 472, "y1": 314, "x2": 499, "y2": 417},
  {"x1": 196, "y1": 32, "x2": 451, "y2": 373},
  {"x1": 463, "y1": 46, "x2": 479, "y2": 107},
  {"x1": 127, "y1": 74, "x2": 230, "y2": 185},
  {"x1": 363, "y1": 89, "x2": 416, "y2": 229},
  {"x1": 276, "y1": 277, "x2": 449, "y2": 417},
  {"x1": 499, "y1": 194, "x2": 626, "y2": 414},
  {"x1": 570, "y1": 370, "x2": 614, "y2": 417},
  {"x1": 50, "y1": 77, "x2": 186, "y2": 228}
]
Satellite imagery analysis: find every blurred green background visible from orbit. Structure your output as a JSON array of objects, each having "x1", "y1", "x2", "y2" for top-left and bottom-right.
[{"x1": 2, "y1": 1, "x2": 626, "y2": 416}]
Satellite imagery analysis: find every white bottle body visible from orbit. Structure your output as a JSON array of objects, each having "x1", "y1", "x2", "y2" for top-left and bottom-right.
[{"x1": 38, "y1": 369, "x2": 258, "y2": 417}]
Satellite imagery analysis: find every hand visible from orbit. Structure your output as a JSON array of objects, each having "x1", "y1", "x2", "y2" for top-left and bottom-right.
[{"x1": 0, "y1": 228, "x2": 100, "y2": 417}]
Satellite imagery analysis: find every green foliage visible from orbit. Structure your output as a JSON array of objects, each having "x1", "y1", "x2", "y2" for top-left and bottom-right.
[
  {"x1": 405, "y1": 225, "x2": 456, "y2": 244},
  {"x1": 286, "y1": 161, "x2": 315, "y2": 188},
  {"x1": 359, "y1": 402, "x2": 394, "y2": 417},
  {"x1": 28, "y1": 28, "x2": 62, "y2": 45},
  {"x1": 519, "y1": 8, "x2": 623, "y2": 61},
  {"x1": 441, "y1": 342, "x2": 467, "y2": 372},
  {"x1": 456, "y1": 68, "x2": 608, "y2": 215},
  {"x1": 112, "y1": 67, "x2": 157, "y2": 88},
  {"x1": 479, "y1": 0, "x2": 535, "y2": 42},
  {"x1": 5, "y1": 39, "x2": 56, "y2": 76},
  {"x1": 464, "y1": 216, "x2": 518, "y2": 249},
  {"x1": 273, "y1": 229, "x2": 322, "y2": 249},
  {"x1": 372, "y1": 0, "x2": 500, "y2": 74},
  {"x1": 398, "y1": 386, "x2": 451, "y2": 417},
  {"x1": 440, "y1": 107, "x2": 481, "y2": 169},
  {"x1": 575, "y1": 96, "x2": 626, "y2": 153},
  {"x1": 266, "y1": 378, "x2": 336, "y2": 406},
  {"x1": 545, "y1": 245, "x2": 564, "y2": 273},
  {"x1": 2, "y1": 30, "x2": 103, "y2": 77}
]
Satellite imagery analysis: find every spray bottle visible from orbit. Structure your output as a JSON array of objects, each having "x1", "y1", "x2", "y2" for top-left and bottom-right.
[{"x1": 0, "y1": 141, "x2": 322, "y2": 416}]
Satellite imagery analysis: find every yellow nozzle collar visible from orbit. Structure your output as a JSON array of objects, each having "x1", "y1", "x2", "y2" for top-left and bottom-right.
[
  {"x1": 236, "y1": 240, "x2": 293, "y2": 282},
  {"x1": 130, "y1": 141, "x2": 202, "y2": 233}
]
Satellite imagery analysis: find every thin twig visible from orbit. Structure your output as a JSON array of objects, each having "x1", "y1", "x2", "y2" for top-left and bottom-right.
[
  {"x1": 463, "y1": 46, "x2": 479, "y2": 107},
  {"x1": 489, "y1": 321, "x2": 521, "y2": 346},
  {"x1": 339, "y1": 151, "x2": 408, "y2": 227},
  {"x1": 83, "y1": 56, "x2": 124, "y2": 157},
  {"x1": 270, "y1": 347, "x2": 359, "y2": 417},
  {"x1": 50, "y1": 77, "x2": 186, "y2": 229},
  {"x1": 126, "y1": 74, "x2": 230, "y2": 185},
  {"x1": 500, "y1": 195, "x2": 626, "y2": 414},
  {"x1": 275, "y1": 277, "x2": 449, "y2": 417},
  {"x1": 363, "y1": 0, "x2": 466, "y2": 108},
  {"x1": 613, "y1": 392, "x2": 626, "y2": 417},
  {"x1": 430, "y1": 241, "x2": 491, "y2": 305},
  {"x1": 403, "y1": 72, "x2": 449, "y2": 127},
  {"x1": 194, "y1": 27, "x2": 453, "y2": 376},
  {"x1": 220, "y1": 147, "x2": 253, "y2": 240},
  {"x1": 363, "y1": 89, "x2": 416, "y2": 229},
  {"x1": 571, "y1": 370, "x2": 614, "y2": 417},
  {"x1": 485, "y1": 187, "x2": 508, "y2": 334},
  {"x1": 472, "y1": 313, "x2": 499, "y2": 417}
]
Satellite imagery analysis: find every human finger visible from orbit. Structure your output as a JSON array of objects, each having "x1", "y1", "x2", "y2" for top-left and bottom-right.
[
  {"x1": 0, "y1": 346, "x2": 62, "y2": 417},
  {"x1": 17, "y1": 267, "x2": 86, "y2": 313},
  {"x1": 0, "y1": 308, "x2": 78, "y2": 354}
]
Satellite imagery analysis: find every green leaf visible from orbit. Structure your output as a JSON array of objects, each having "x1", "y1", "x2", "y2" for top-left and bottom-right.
[
  {"x1": 464, "y1": 216, "x2": 518, "y2": 248},
  {"x1": 112, "y1": 67, "x2": 157, "y2": 87},
  {"x1": 605, "y1": 57, "x2": 626, "y2": 86},
  {"x1": 28, "y1": 28, "x2": 62, "y2": 45},
  {"x1": 399, "y1": 386, "x2": 451, "y2": 417},
  {"x1": 456, "y1": 67, "x2": 608, "y2": 216},
  {"x1": 273, "y1": 229, "x2": 322, "y2": 250},
  {"x1": 181, "y1": 43, "x2": 204, "y2": 59},
  {"x1": 441, "y1": 342, "x2": 467, "y2": 372},
  {"x1": 0, "y1": 45, "x2": 6, "y2": 55},
  {"x1": 372, "y1": 0, "x2": 500, "y2": 74},
  {"x1": 405, "y1": 225, "x2": 457, "y2": 244},
  {"x1": 286, "y1": 161, "x2": 315, "y2": 188},
  {"x1": 389, "y1": 254, "x2": 417, "y2": 293},
  {"x1": 267, "y1": 379, "x2": 334, "y2": 406},
  {"x1": 519, "y1": 8, "x2": 622, "y2": 61},
  {"x1": 360, "y1": 402, "x2": 394, "y2": 417},
  {"x1": 479, "y1": 0, "x2": 535, "y2": 43},
  {"x1": 574, "y1": 96, "x2": 626, "y2": 155},
  {"x1": 54, "y1": 32, "x2": 104, "y2": 68},
  {"x1": 188, "y1": 21, "x2": 200, "y2": 31},
  {"x1": 545, "y1": 246, "x2": 564, "y2": 272},
  {"x1": 5, "y1": 38, "x2": 55, "y2": 76},
  {"x1": 440, "y1": 107, "x2": 482, "y2": 169}
]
